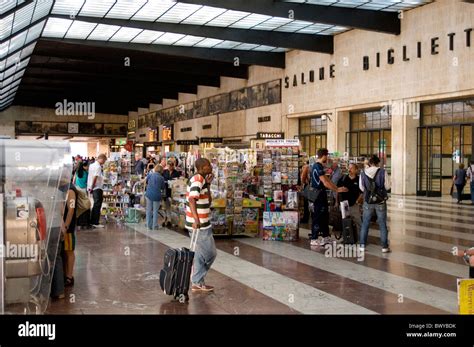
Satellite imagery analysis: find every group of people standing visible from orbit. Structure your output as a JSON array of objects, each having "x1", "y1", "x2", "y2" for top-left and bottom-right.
[
  {"x1": 302, "y1": 148, "x2": 391, "y2": 253},
  {"x1": 137, "y1": 155, "x2": 183, "y2": 230}
]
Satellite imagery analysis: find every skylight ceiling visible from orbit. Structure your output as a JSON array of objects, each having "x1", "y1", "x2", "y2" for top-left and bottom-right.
[
  {"x1": 279, "y1": 0, "x2": 433, "y2": 12},
  {"x1": 42, "y1": 18, "x2": 283, "y2": 52},
  {"x1": 50, "y1": 0, "x2": 349, "y2": 36},
  {"x1": 0, "y1": 0, "x2": 53, "y2": 110},
  {"x1": 2, "y1": 0, "x2": 434, "y2": 113}
]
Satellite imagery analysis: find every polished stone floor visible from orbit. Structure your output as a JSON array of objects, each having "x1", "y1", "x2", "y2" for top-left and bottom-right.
[{"x1": 47, "y1": 195, "x2": 473, "y2": 314}]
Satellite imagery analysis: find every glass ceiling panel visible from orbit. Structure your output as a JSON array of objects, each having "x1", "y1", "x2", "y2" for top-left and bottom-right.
[
  {"x1": 106, "y1": 0, "x2": 147, "y2": 19},
  {"x1": 0, "y1": 13, "x2": 14, "y2": 40},
  {"x1": 51, "y1": 0, "x2": 85, "y2": 16},
  {"x1": 42, "y1": 17, "x2": 72, "y2": 37},
  {"x1": 24, "y1": 20, "x2": 45, "y2": 44},
  {"x1": 230, "y1": 13, "x2": 272, "y2": 29},
  {"x1": 205, "y1": 10, "x2": 248, "y2": 27},
  {"x1": 193, "y1": 37, "x2": 223, "y2": 48},
  {"x1": 153, "y1": 32, "x2": 185, "y2": 44},
  {"x1": 131, "y1": 1, "x2": 175, "y2": 21},
  {"x1": 158, "y1": 3, "x2": 202, "y2": 23},
  {"x1": 281, "y1": 0, "x2": 431, "y2": 12},
  {"x1": 64, "y1": 20, "x2": 97, "y2": 39},
  {"x1": 109, "y1": 26, "x2": 143, "y2": 42},
  {"x1": 87, "y1": 23, "x2": 120, "y2": 40},
  {"x1": 79, "y1": 0, "x2": 115, "y2": 17},
  {"x1": 7, "y1": 30, "x2": 27, "y2": 54},
  {"x1": 181, "y1": 6, "x2": 226, "y2": 25},
  {"x1": 32, "y1": 0, "x2": 54, "y2": 22},
  {"x1": 0, "y1": 0, "x2": 20, "y2": 15},
  {"x1": 173, "y1": 35, "x2": 205, "y2": 46},
  {"x1": 131, "y1": 29, "x2": 164, "y2": 44}
]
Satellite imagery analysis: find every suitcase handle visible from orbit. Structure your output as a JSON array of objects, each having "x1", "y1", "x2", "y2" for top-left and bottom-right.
[{"x1": 189, "y1": 228, "x2": 200, "y2": 252}]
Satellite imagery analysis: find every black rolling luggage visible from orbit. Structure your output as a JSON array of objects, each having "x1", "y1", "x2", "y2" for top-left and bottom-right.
[
  {"x1": 159, "y1": 229, "x2": 199, "y2": 301},
  {"x1": 342, "y1": 217, "x2": 357, "y2": 244}
]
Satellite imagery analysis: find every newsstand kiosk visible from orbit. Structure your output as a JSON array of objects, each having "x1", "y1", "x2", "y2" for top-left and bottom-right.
[{"x1": 0, "y1": 139, "x2": 71, "y2": 314}]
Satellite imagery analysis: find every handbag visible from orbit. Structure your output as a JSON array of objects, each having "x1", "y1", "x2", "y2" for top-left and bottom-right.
[{"x1": 303, "y1": 185, "x2": 321, "y2": 203}]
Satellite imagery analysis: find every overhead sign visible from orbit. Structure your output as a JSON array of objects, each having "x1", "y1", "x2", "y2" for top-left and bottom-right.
[
  {"x1": 177, "y1": 139, "x2": 199, "y2": 145},
  {"x1": 68, "y1": 123, "x2": 79, "y2": 134},
  {"x1": 200, "y1": 137, "x2": 223, "y2": 144},
  {"x1": 257, "y1": 132, "x2": 284, "y2": 139},
  {"x1": 265, "y1": 139, "x2": 300, "y2": 147}
]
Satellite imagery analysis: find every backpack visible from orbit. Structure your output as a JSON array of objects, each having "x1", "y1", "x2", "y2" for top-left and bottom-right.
[
  {"x1": 75, "y1": 188, "x2": 91, "y2": 217},
  {"x1": 366, "y1": 169, "x2": 388, "y2": 204}
]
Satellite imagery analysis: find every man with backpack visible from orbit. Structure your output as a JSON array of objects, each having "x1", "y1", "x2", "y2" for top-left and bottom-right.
[
  {"x1": 466, "y1": 160, "x2": 474, "y2": 205},
  {"x1": 359, "y1": 155, "x2": 391, "y2": 253}
]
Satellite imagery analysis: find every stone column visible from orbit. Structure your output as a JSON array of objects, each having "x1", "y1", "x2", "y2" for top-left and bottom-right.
[
  {"x1": 391, "y1": 102, "x2": 419, "y2": 195},
  {"x1": 328, "y1": 110, "x2": 349, "y2": 154}
]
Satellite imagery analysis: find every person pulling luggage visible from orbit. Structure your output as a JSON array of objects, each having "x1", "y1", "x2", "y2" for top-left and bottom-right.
[{"x1": 185, "y1": 158, "x2": 216, "y2": 293}]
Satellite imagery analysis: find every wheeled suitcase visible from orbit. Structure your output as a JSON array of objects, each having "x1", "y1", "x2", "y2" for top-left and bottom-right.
[
  {"x1": 159, "y1": 229, "x2": 199, "y2": 301},
  {"x1": 342, "y1": 217, "x2": 357, "y2": 244}
]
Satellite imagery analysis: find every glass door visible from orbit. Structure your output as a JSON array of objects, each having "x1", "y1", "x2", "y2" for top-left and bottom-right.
[{"x1": 417, "y1": 127, "x2": 442, "y2": 196}]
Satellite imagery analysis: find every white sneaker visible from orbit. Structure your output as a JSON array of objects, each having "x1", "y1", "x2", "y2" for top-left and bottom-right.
[
  {"x1": 359, "y1": 245, "x2": 365, "y2": 251},
  {"x1": 310, "y1": 239, "x2": 320, "y2": 246},
  {"x1": 92, "y1": 224, "x2": 104, "y2": 228},
  {"x1": 321, "y1": 237, "x2": 333, "y2": 246},
  {"x1": 382, "y1": 247, "x2": 391, "y2": 253}
]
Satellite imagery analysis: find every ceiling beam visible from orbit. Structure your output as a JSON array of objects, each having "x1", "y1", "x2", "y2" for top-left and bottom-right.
[
  {"x1": 51, "y1": 14, "x2": 332, "y2": 53},
  {"x1": 16, "y1": 85, "x2": 178, "y2": 101},
  {"x1": 25, "y1": 64, "x2": 221, "y2": 87},
  {"x1": 20, "y1": 77, "x2": 199, "y2": 94},
  {"x1": 177, "y1": 0, "x2": 400, "y2": 35},
  {"x1": 34, "y1": 40, "x2": 249, "y2": 79},
  {"x1": 44, "y1": 38, "x2": 286, "y2": 68}
]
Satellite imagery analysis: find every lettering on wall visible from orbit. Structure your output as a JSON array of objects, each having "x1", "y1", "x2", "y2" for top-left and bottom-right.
[{"x1": 284, "y1": 26, "x2": 473, "y2": 87}]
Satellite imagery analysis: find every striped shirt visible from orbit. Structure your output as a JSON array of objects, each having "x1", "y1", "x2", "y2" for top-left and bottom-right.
[{"x1": 185, "y1": 174, "x2": 211, "y2": 230}]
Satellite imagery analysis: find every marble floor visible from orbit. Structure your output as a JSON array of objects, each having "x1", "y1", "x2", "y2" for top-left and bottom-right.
[{"x1": 47, "y1": 195, "x2": 473, "y2": 314}]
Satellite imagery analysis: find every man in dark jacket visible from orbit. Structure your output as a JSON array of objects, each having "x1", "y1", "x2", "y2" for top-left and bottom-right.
[{"x1": 162, "y1": 159, "x2": 181, "y2": 227}]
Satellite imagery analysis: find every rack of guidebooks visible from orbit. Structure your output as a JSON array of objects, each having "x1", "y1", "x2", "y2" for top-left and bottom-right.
[
  {"x1": 260, "y1": 139, "x2": 300, "y2": 241},
  {"x1": 204, "y1": 148, "x2": 262, "y2": 237},
  {"x1": 101, "y1": 152, "x2": 132, "y2": 223}
]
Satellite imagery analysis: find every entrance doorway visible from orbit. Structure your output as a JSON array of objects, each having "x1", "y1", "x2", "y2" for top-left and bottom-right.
[
  {"x1": 417, "y1": 125, "x2": 473, "y2": 196},
  {"x1": 417, "y1": 98, "x2": 474, "y2": 196}
]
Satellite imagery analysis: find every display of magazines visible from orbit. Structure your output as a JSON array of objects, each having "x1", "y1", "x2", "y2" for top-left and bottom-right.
[
  {"x1": 263, "y1": 211, "x2": 299, "y2": 241},
  {"x1": 170, "y1": 178, "x2": 187, "y2": 229}
]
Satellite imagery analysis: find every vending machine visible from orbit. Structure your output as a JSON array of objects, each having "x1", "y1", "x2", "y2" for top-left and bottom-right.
[{"x1": 0, "y1": 139, "x2": 71, "y2": 314}]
